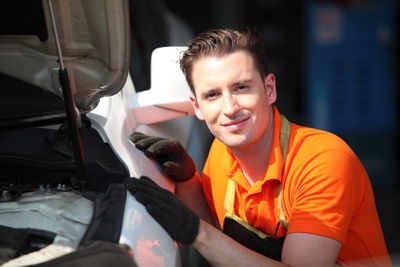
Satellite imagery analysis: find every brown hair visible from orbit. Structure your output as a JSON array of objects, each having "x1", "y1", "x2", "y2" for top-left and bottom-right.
[{"x1": 180, "y1": 28, "x2": 268, "y2": 94}]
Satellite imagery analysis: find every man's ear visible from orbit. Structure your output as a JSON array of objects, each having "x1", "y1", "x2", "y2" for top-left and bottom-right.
[
  {"x1": 189, "y1": 94, "x2": 205, "y2": 120},
  {"x1": 264, "y1": 73, "x2": 277, "y2": 105}
]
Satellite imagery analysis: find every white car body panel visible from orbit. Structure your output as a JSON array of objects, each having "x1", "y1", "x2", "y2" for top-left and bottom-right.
[{"x1": 87, "y1": 46, "x2": 194, "y2": 267}]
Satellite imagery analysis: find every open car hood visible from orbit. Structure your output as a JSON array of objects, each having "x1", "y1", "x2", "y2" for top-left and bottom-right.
[{"x1": 0, "y1": 0, "x2": 130, "y2": 115}]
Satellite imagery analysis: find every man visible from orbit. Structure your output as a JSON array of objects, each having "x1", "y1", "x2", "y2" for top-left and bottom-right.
[{"x1": 128, "y1": 29, "x2": 391, "y2": 266}]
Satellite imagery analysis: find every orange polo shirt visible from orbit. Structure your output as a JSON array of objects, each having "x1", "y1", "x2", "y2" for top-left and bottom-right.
[{"x1": 201, "y1": 106, "x2": 390, "y2": 266}]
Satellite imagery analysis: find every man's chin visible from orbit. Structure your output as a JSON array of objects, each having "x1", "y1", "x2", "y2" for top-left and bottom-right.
[{"x1": 218, "y1": 136, "x2": 248, "y2": 150}]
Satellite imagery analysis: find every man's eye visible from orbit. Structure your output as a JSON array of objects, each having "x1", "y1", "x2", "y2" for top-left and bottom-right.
[
  {"x1": 204, "y1": 92, "x2": 219, "y2": 100},
  {"x1": 234, "y1": 85, "x2": 248, "y2": 92}
]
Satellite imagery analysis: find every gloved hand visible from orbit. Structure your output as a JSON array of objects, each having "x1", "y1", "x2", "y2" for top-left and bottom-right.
[
  {"x1": 126, "y1": 176, "x2": 200, "y2": 244},
  {"x1": 130, "y1": 131, "x2": 196, "y2": 182}
]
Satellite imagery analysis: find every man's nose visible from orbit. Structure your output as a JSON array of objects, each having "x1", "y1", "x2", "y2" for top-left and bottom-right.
[{"x1": 222, "y1": 94, "x2": 241, "y2": 116}]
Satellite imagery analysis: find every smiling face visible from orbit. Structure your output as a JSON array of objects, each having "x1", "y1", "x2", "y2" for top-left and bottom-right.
[{"x1": 190, "y1": 50, "x2": 277, "y2": 151}]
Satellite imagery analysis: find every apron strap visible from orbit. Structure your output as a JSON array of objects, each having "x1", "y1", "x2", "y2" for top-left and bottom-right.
[
  {"x1": 224, "y1": 179, "x2": 236, "y2": 215},
  {"x1": 278, "y1": 114, "x2": 290, "y2": 228},
  {"x1": 224, "y1": 179, "x2": 270, "y2": 239},
  {"x1": 277, "y1": 184, "x2": 288, "y2": 229},
  {"x1": 279, "y1": 114, "x2": 290, "y2": 165}
]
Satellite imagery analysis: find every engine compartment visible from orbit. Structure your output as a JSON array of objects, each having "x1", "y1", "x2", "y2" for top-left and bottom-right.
[
  {"x1": 0, "y1": 189, "x2": 93, "y2": 248},
  {"x1": 0, "y1": 123, "x2": 129, "y2": 264}
]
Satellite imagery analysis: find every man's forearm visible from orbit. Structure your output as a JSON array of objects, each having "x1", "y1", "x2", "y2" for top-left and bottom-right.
[
  {"x1": 194, "y1": 220, "x2": 288, "y2": 267},
  {"x1": 175, "y1": 173, "x2": 218, "y2": 227},
  {"x1": 176, "y1": 175, "x2": 286, "y2": 266}
]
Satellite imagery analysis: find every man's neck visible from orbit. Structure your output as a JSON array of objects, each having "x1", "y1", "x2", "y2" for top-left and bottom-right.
[{"x1": 231, "y1": 120, "x2": 274, "y2": 186}]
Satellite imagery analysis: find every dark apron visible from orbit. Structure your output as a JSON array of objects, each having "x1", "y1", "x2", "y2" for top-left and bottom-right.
[{"x1": 222, "y1": 114, "x2": 290, "y2": 261}]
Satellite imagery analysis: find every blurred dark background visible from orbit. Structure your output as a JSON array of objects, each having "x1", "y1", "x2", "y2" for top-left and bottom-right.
[{"x1": 130, "y1": 0, "x2": 399, "y2": 261}]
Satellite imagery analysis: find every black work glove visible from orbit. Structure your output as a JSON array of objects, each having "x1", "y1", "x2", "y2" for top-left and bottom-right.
[
  {"x1": 130, "y1": 131, "x2": 196, "y2": 182},
  {"x1": 126, "y1": 176, "x2": 200, "y2": 244}
]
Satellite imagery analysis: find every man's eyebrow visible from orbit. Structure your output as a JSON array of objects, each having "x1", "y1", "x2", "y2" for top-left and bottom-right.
[{"x1": 231, "y1": 79, "x2": 253, "y2": 87}]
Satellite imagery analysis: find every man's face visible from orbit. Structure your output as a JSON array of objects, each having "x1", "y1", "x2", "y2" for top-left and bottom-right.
[{"x1": 190, "y1": 50, "x2": 277, "y2": 150}]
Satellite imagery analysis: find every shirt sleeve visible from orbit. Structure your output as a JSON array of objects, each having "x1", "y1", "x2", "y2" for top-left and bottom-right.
[{"x1": 286, "y1": 147, "x2": 367, "y2": 244}]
